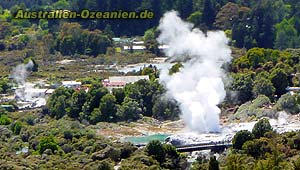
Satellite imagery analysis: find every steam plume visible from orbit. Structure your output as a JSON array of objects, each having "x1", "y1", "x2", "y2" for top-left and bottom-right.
[
  {"x1": 12, "y1": 60, "x2": 46, "y2": 107},
  {"x1": 158, "y1": 11, "x2": 232, "y2": 133}
]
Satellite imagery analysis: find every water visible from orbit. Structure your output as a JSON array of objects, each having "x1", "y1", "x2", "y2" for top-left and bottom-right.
[{"x1": 124, "y1": 134, "x2": 169, "y2": 145}]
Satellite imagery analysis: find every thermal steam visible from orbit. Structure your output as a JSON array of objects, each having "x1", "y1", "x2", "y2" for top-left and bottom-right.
[
  {"x1": 158, "y1": 11, "x2": 232, "y2": 133},
  {"x1": 12, "y1": 60, "x2": 46, "y2": 107}
]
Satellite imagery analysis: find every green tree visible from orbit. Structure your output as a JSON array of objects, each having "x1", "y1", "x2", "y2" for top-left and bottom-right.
[
  {"x1": 202, "y1": 0, "x2": 216, "y2": 29},
  {"x1": 252, "y1": 77, "x2": 275, "y2": 99},
  {"x1": 269, "y1": 68, "x2": 288, "y2": 96},
  {"x1": 37, "y1": 136, "x2": 59, "y2": 154},
  {"x1": 89, "y1": 108, "x2": 102, "y2": 124},
  {"x1": 0, "y1": 114, "x2": 11, "y2": 125},
  {"x1": 11, "y1": 121, "x2": 22, "y2": 135},
  {"x1": 275, "y1": 93, "x2": 299, "y2": 114},
  {"x1": 213, "y1": 2, "x2": 239, "y2": 30},
  {"x1": 232, "y1": 130, "x2": 254, "y2": 150},
  {"x1": 112, "y1": 88, "x2": 125, "y2": 104},
  {"x1": 68, "y1": 89, "x2": 87, "y2": 119},
  {"x1": 187, "y1": 11, "x2": 202, "y2": 27},
  {"x1": 231, "y1": 72, "x2": 254, "y2": 103},
  {"x1": 208, "y1": 156, "x2": 220, "y2": 170},
  {"x1": 99, "y1": 94, "x2": 117, "y2": 122},
  {"x1": 146, "y1": 140, "x2": 165, "y2": 163},
  {"x1": 252, "y1": 118, "x2": 273, "y2": 139},
  {"x1": 117, "y1": 97, "x2": 142, "y2": 121},
  {"x1": 169, "y1": 62, "x2": 183, "y2": 75},
  {"x1": 275, "y1": 18, "x2": 299, "y2": 50}
]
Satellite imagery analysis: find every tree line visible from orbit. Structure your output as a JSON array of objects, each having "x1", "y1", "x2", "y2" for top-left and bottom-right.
[
  {"x1": 1, "y1": 0, "x2": 300, "y2": 52},
  {"x1": 45, "y1": 78, "x2": 181, "y2": 124}
]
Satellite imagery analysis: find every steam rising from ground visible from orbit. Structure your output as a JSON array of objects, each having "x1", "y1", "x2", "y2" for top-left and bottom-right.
[
  {"x1": 12, "y1": 61, "x2": 46, "y2": 107},
  {"x1": 158, "y1": 11, "x2": 232, "y2": 133}
]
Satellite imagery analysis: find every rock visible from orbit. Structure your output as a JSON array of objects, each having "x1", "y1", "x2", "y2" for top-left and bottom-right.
[
  {"x1": 41, "y1": 153, "x2": 48, "y2": 160},
  {"x1": 0, "y1": 126, "x2": 11, "y2": 138},
  {"x1": 91, "y1": 146, "x2": 120, "y2": 161},
  {"x1": 43, "y1": 149, "x2": 52, "y2": 155}
]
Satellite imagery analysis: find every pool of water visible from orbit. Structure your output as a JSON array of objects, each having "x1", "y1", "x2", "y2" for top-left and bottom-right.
[{"x1": 124, "y1": 134, "x2": 169, "y2": 145}]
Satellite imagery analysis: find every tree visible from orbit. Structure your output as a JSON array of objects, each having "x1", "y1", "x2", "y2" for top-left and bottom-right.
[
  {"x1": 169, "y1": 62, "x2": 183, "y2": 75},
  {"x1": 112, "y1": 88, "x2": 125, "y2": 104},
  {"x1": 146, "y1": 140, "x2": 165, "y2": 163},
  {"x1": 68, "y1": 89, "x2": 86, "y2": 119},
  {"x1": 275, "y1": 19, "x2": 299, "y2": 50},
  {"x1": 213, "y1": 2, "x2": 239, "y2": 30},
  {"x1": 231, "y1": 72, "x2": 254, "y2": 104},
  {"x1": 46, "y1": 87, "x2": 74, "y2": 119},
  {"x1": 89, "y1": 108, "x2": 102, "y2": 124},
  {"x1": 117, "y1": 97, "x2": 142, "y2": 121},
  {"x1": 187, "y1": 11, "x2": 202, "y2": 27},
  {"x1": 269, "y1": 68, "x2": 288, "y2": 96},
  {"x1": 82, "y1": 86, "x2": 108, "y2": 117},
  {"x1": 275, "y1": 93, "x2": 299, "y2": 114},
  {"x1": 99, "y1": 94, "x2": 117, "y2": 122},
  {"x1": 37, "y1": 136, "x2": 59, "y2": 154},
  {"x1": 208, "y1": 156, "x2": 220, "y2": 170},
  {"x1": 0, "y1": 77, "x2": 11, "y2": 93},
  {"x1": 247, "y1": 48, "x2": 265, "y2": 69},
  {"x1": 252, "y1": 118, "x2": 273, "y2": 138},
  {"x1": 232, "y1": 130, "x2": 254, "y2": 150},
  {"x1": 202, "y1": 0, "x2": 216, "y2": 29},
  {"x1": 242, "y1": 138, "x2": 271, "y2": 158},
  {"x1": 252, "y1": 77, "x2": 275, "y2": 99}
]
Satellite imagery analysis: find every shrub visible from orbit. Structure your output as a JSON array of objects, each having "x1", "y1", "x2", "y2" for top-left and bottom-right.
[
  {"x1": 252, "y1": 118, "x2": 273, "y2": 138},
  {"x1": 37, "y1": 136, "x2": 59, "y2": 154},
  {"x1": 0, "y1": 114, "x2": 11, "y2": 125},
  {"x1": 11, "y1": 121, "x2": 22, "y2": 135},
  {"x1": 146, "y1": 140, "x2": 165, "y2": 163},
  {"x1": 275, "y1": 93, "x2": 299, "y2": 114},
  {"x1": 242, "y1": 138, "x2": 271, "y2": 158},
  {"x1": 63, "y1": 130, "x2": 73, "y2": 140},
  {"x1": 232, "y1": 130, "x2": 254, "y2": 150}
]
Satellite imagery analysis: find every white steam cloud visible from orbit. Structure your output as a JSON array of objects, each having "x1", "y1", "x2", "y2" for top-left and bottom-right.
[
  {"x1": 158, "y1": 11, "x2": 232, "y2": 133},
  {"x1": 12, "y1": 60, "x2": 46, "y2": 107}
]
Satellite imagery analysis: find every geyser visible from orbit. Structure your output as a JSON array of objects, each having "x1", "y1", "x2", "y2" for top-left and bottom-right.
[{"x1": 158, "y1": 11, "x2": 232, "y2": 133}]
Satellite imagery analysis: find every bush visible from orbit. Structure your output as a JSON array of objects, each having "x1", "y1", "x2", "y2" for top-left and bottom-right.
[
  {"x1": 11, "y1": 121, "x2": 22, "y2": 135},
  {"x1": 232, "y1": 130, "x2": 254, "y2": 150},
  {"x1": 252, "y1": 118, "x2": 273, "y2": 139},
  {"x1": 242, "y1": 138, "x2": 271, "y2": 158},
  {"x1": 63, "y1": 130, "x2": 73, "y2": 140},
  {"x1": 0, "y1": 114, "x2": 12, "y2": 125},
  {"x1": 146, "y1": 140, "x2": 165, "y2": 163},
  {"x1": 275, "y1": 93, "x2": 299, "y2": 114},
  {"x1": 37, "y1": 136, "x2": 59, "y2": 154},
  {"x1": 97, "y1": 160, "x2": 114, "y2": 170}
]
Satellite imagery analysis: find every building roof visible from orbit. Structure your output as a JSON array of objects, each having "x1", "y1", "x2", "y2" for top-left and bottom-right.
[
  {"x1": 62, "y1": 81, "x2": 82, "y2": 85},
  {"x1": 108, "y1": 75, "x2": 149, "y2": 84},
  {"x1": 123, "y1": 45, "x2": 146, "y2": 50}
]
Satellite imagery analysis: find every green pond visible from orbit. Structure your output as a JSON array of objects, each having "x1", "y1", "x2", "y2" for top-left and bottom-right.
[{"x1": 124, "y1": 134, "x2": 169, "y2": 145}]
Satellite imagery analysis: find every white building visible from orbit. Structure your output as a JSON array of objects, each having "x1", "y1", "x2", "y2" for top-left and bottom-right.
[
  {"x1": 103, "y1": 75, "x2": 150, "y2": 91},
  {"x1": 62, "y1": 81, "x2": 82, "y2": 89}
]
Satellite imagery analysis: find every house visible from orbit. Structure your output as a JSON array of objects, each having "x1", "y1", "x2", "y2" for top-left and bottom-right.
[
  {"x1": 62, "y1": 81, "x2": 82, "y2": 89},
  {"x1": 103, "y1": 75, "x2": 149, "y2": 91}
]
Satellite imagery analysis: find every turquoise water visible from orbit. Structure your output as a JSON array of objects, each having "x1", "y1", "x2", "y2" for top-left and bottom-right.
[{"x1": 124, "y1": 134, "x2": 169, "y2": 145}]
